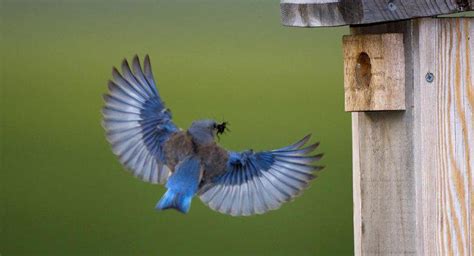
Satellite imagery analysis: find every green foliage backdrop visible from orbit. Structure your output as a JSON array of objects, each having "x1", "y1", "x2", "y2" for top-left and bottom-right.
[{"x1": 1, "y1": 1, "x2": 352, "y2": 255}]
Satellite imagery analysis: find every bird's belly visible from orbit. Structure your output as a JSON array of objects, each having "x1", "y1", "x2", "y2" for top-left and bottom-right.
[{"x1": 197, "y1": 143, "x2": 229, "y2": 182}]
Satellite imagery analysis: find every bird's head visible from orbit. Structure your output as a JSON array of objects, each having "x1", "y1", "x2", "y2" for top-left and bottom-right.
[{"x1": 188, "y1": 119, "x2": 229, "y2": 145}]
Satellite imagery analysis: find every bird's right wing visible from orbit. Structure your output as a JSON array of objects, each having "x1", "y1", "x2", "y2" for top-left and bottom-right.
[
  {"x1": 198, "y1": 135, "x2": 323, "y2": 216},
  {"x1": 102, "y1": 55, "x2": 178, "y2": 184}
]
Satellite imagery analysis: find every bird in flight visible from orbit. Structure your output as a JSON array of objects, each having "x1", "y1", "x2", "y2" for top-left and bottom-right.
[{"x1": 102, "y1": 55, "x2": 324, "y2": 216}]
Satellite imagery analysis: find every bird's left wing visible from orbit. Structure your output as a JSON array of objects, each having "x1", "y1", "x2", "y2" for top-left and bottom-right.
[
  {"x1": 102, "y1": 55, "x2": 178, "y2": 184},
  {"x1": 198, "y1": 135, "x2": 323, "y2": 216}
]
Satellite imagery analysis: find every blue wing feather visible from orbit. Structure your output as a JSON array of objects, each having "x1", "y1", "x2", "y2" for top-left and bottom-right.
[
  {"x1": 103, "y1": 55, "x2": 178, "y2": 184},
  {"x1": 198, "y1": 135, "x2": 323, "y2": 216}
]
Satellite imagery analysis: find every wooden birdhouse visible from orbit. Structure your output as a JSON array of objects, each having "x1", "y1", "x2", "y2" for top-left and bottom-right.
[{"x1": 280, "y1": 1, "x2": 473, "y2": 255}]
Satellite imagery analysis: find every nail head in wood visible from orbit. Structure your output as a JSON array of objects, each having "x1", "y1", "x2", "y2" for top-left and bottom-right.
[
  {"x1": 387, "y1": 1, "x2": 397, "y2": 11},
  {"x1": 425, "y1": 72, "x2": 434, "y2": 83},
  {"x1": 343, "y1": 33, "x2": 406, "y2": 112}
]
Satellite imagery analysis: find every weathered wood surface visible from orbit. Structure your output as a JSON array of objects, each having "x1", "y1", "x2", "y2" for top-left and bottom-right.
[
  {"x1": 343, "y1": 33, "x2": 405, "y2": 111},
  {"x1": 280, "y1": 0, "x2": 473, "y2": 27},
  {"x1": 414, "y1": 18, "x2": 473, "y2": 256},
  {"x1": 352, "y1": 17, "x2": 473, "y2": 255},
  {"x1": 351, "y1": 21, "x2": 417, "y2": 255}
]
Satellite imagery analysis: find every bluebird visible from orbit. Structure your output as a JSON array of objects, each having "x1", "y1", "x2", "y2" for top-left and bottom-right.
[{"x1": 102, "y1": 55, "x2": 324, "y2": 216}]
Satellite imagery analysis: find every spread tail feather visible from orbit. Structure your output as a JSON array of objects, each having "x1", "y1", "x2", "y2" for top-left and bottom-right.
[
  {"x1": 155, "y1": 156, "x2": 201, "y2": 214},
  {"x1": 156, "y1": 190, "x2": 192, "y2": 214}
]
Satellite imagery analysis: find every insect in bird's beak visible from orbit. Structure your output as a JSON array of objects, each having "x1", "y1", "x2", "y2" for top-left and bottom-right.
[{"x1": 214, "y1": 121, "x2": 230, "y2": 139}]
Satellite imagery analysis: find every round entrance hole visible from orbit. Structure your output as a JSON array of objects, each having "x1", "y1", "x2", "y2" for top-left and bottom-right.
[{"x1": 355, "y1": 52, "x2": 372, "y2": 88}]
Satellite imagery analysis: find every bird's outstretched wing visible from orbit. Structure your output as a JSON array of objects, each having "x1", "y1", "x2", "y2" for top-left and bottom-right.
[
  {"x1": 198, "y1": 135, "x2": 323, "y2": 216},
  {"x1": 102, "y1": 55, "x2": 178, "y2": 184}
]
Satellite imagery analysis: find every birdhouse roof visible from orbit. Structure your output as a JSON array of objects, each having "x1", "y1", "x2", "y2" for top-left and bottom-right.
[{"x1": 281, "y1": 0, "x2": 473, "y2": 27}]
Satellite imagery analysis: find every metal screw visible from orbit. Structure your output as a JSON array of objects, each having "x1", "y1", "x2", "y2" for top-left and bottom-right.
[
  {"x1": 388, "y1": 1, "x2": 397, "y2": 11},
  {"x1": 425, "y1": 72, "x2": 434, "y2": 83}
]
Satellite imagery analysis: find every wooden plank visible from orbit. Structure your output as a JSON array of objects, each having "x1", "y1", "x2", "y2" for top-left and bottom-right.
[
  {"x1": 414, "y1": 18, "x2": 473, "y2": 256},
  {"x1": 351, "y1": 20, "x2": 417, "y2": 255},
  {"x1": 352, "y1": 113, "x2": 362, "y2": 256},
  {"x1": 351, "y1": 17, "x2": 473, "y2": 255},
  {"x1": 343, "y1": 33, "x2": 405, "y2": 111},
  {"x1": 280, "y1": 0, "x2": 473, "y2": 27}
]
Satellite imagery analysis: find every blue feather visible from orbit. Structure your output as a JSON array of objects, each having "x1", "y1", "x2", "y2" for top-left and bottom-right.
[
  {"x1": 198, "y1": 135, "x2": 323, "y2": 216},
  {"x1": 156, "y1": 190, "x2": 193, "y2": 214},
  {"x1": 103, "y1": 55, "x2": 178, "y2": 184},
  {"x1": 156, "y1": 156, "x2": 202, "y2": 213}
]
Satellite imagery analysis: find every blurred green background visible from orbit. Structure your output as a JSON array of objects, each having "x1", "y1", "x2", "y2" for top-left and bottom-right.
[{"x1": 1, "y1": 1, "x2": 352, "y2": 255}]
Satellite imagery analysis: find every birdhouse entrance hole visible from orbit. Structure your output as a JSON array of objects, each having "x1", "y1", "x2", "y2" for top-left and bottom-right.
[{"x1": 355, "y1": 52, "x2": 371, "y2": 89}]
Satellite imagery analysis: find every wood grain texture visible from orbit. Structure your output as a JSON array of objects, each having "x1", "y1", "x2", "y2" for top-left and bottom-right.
[
  {"x1": 281, "y1": 0, "x2": 473, "y2": 27},
  {"x1": 281, "y1": 0, "x2": 339, "y2": 3},
  {"x1": 414, "y1": 18, "x2": 473, "y2": 256},
  {"x1": 351, "y1": 17, "x2": 473, "y2": 255},
  {"x1": 343, "y1": 33, "x2": 405, "y2": 111},
  {"x1": 351, "y1": 20, "x2": 417, "y2": 255}
]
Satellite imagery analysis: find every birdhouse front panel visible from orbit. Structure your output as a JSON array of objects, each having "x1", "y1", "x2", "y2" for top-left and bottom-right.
[{"x1": 342, "y1": 33, "x2": 405, "y2": 112}]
